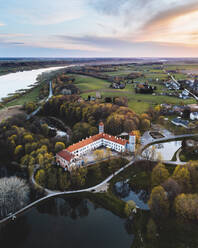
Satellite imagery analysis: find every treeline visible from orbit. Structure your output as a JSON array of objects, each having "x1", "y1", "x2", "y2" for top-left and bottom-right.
[
  {"x1": 64, "y1": 66, "x2": 143, "y2": 83},
  {"x1": 148, "y1": 161, "x2": 198, "y2": 221}
]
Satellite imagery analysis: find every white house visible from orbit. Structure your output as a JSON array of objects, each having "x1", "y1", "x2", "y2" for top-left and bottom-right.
[
  {"x1": 190, "y1": 112, "x2": 198, "y2": 121},
  {"x1": 56, "y1": 122, "x2": 136, "y2": 170}
]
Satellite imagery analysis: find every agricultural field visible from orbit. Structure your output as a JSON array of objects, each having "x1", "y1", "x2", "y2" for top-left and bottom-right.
[
  {"x1": 2, "y1": 63, "x2": 197, "y2": 114},
  {"x1": 65, "y1": 64, "x2": 197, "y2": 114},
  {"x1": 74, "y1": 82, "x2": 195, "y2": 115}
]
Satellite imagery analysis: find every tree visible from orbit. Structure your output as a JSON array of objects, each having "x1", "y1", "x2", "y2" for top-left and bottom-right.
[
  {"x1": 174, "y1": 193, "x2": 198, "y2": 220},
  {"x1": 162, "y1": 178, "x2": 181, "y2": 201},
  {"x1": 124, "y1": 200, "x2": 136, "y2": 217},
  {"x1": 25, "y1": 143, "x2": 32, "y2": 154},
  {"x1": 55, "y1": 142, "x2": 65, "y2": 153},
  {"x1": 172, "y1": 165, "x2": 191, "y2": 192},
  {"x1": 158, "y1": 116, "x2": 165, "y2": 125},
  {"x1": 187, "y1": 161, "x2": 198, "y2": 192},
  {"x1": 143, "y1": 146, "x2": 157, "y2": 161},
  {"x1": 0, "y1": 177, "x2": 30, "y2": 217},
  {"x1": 93, "y1": 149, "x2": 105, "y2": 161},
  {"x1": 91, "y1": 166, "x2": 102, "y2": 181},
  {"x1": 71, "y1": 168, "x2": 87, "y2": 188},
  {"x1": 41, "y1": 123, "x2": 49, "y2": 136},
  {"x1": 14, "y1": 145, "x2": 23, "y2": 158},
  {"x1": 148, "y1": 185, "x2": 170, "y2": 218},
  {"x1": 108, "y1": 158, "x2": 120, "y2": 172},
  {"x1": 151, "y1": 163, "x2": 169, "y2": 187},
  {"x1": 23, "y1": 134, "x2": 33, "y2": 143},
  {"x1": 146, "y1": 218, "x2": 157, "y2": 241},
  {"x1": 141, "y1": 119, "x2": 151, "y2": 131},
  {"x1": 35, "y1": 169, "x2": 46, "y2": 187},
  {"x1": 47, "y1": 168, "x2": 57, "y2": 190},
  {"x1": 59, "y1": 172, "x2": 71, "y2": 191}
]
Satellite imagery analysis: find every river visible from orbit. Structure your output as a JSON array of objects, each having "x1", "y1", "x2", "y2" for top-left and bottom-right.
[{"x1": 0, "y1": 66, "x2": 69, "y2": 100}]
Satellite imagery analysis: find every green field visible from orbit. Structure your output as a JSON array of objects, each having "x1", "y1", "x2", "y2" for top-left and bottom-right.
[
  {"x1": 77, "y1": 75, "x2": 196, "y2": 114},
  {"x1": 68, "y1": 74, "x2": 109, "y2": 91}
]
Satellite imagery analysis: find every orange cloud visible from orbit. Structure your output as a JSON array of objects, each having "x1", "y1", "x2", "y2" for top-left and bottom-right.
[
  {"x1": 143, "y1": 2, "x2": 198, "y2": 32},
  {"x1": 134, "y1": 1, "x2": 198, "y2": 46}
]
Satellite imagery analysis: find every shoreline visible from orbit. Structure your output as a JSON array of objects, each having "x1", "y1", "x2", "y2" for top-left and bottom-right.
[{"x1": 0, "y1": 65, "x2": 74, "y2": 108}]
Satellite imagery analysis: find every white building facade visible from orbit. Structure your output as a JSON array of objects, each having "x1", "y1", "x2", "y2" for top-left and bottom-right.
[{"x1": 56, "y1": 122, "x2": 136, "y2": 170}]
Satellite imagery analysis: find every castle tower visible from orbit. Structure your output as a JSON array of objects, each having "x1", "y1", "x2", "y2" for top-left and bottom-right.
[
  {"x1": 127, "y1": 131, "x2": 136, "y2": 152},
  {"x1": 99, "y1": 122, "x2": 104, "y2": 134}
]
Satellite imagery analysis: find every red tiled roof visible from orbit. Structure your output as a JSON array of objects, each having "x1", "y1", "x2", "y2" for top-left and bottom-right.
[
  {"x1": 57, "y1": 150, "x2": 74, "y2": 162},
  {"x1": 66, "y1": 133, "x2": 127, "y2": 153}
]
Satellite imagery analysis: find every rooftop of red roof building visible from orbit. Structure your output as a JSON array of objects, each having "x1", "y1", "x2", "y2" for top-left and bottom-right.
[
  {"x1": 66, "y1": 133, "x2": 128, "y2": 153},
  {"x1": 57, "y1": 150, "x2": 74, "y2": 162}
]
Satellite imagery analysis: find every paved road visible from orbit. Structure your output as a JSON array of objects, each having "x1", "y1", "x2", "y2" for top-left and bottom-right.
[{"x1": 140, "y1": 133, "x2": 198, "y2": 153}]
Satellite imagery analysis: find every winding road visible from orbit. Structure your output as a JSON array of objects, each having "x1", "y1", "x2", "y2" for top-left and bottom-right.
[
  {"x1": 1, "y1": 133, "x2": 197, "y2": 224},
  {"x1": 0, "y1": 158, "x2": 135, "y2": 224}
]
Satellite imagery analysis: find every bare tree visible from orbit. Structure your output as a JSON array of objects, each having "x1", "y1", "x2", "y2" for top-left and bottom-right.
[{"x1": 0, "y1": 177, "x2": 30, "y2": 217}]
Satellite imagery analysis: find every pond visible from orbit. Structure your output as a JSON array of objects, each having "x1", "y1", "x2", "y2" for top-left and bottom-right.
[
  {"x1": 114, "y1": 181, "x2": 149, "y2": 210},
  {"x1": 0, "y1": 196, "x2": 133, "y2": 248},
  {"x1": 142, "y1": 140, "x2": 182, "y2": 161}
]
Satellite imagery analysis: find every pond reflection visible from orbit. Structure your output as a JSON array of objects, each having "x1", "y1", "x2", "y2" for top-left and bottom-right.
[
  {"x1": 0, "y1": 196, "x2": 133, "y2": 248},
  {"x1": 114, "y1": 181, "x2": 149, "y2": 210}
]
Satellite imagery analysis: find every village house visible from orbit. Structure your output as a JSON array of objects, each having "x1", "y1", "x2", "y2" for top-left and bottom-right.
[{"x1": 56, "y1": 122, "x2": 136, "y2": 171}]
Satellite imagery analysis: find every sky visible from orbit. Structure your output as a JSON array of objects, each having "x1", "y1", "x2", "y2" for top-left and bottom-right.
[{"x1": 1, "y1": 0, "x2": 198, "y2": 57}]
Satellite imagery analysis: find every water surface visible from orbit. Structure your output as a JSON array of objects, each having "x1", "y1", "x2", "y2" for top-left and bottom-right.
[
  {"x1": 0, "y1": 66, "x2": 68, "y2": 100},
  {"x1": 142, "y1": 140, "x2": 182, "y2": 161},
  {"x1": 0, "y1": 197, "x2": 133, "y2": 248}
]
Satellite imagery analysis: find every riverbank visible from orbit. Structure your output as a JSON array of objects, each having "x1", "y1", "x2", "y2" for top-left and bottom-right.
[
  {"x1": 0, "y1": 65, "x2": 71, "y2": 108},
  {"x1": 0, "y1": 61, "x2": 71, "y2": 77}
]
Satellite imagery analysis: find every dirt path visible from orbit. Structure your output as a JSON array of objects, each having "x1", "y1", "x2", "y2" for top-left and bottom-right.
[{"x1": 0, "y1": 105, "x2": 25, "y2": 122}]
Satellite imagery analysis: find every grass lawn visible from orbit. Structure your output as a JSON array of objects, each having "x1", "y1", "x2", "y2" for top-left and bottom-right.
[{"x1": 68, "y1": 74, "x2": 109, "y2": 92}]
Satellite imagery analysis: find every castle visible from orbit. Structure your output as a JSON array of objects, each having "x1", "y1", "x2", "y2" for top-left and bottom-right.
[{"x1": 56, "y1": 122, "x2": 136, "y2": 170}]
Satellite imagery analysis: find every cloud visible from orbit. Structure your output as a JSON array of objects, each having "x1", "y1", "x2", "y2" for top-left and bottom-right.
[
  {"x1": 142, "y1": 1, "x2": 198, "y2": 32},
  {"x1": 8, "y1": 0, "x2": 85, "y2": 25},
  {"x1": 90, "y1": 0, "x2": 148, "y2": 16},
  {"x1": 132, "y1": 1, "x2": 198, "y2": 45},
  {"x1": 0, "y1": 23, "x2": 5, "y2": 26},
  {"x1": 57, "y1": 35, "x2": 131, "y2": 47}
]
